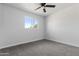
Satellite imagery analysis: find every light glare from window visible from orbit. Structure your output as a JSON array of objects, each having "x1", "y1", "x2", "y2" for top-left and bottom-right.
[{"x1": 24, "y1": 16, "x2": 38, "y2": 29}]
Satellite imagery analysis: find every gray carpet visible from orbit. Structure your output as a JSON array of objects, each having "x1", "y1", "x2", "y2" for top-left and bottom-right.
[{"x1": 0, "y1": 39, "x2": 79, "y2": 56}]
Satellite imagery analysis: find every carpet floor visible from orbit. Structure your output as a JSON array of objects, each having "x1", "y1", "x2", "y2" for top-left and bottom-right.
[{"x1": 0, "y1": 39, "x2": 79, "y2": 56}]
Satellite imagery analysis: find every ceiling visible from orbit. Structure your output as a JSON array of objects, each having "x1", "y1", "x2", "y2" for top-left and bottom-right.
[{"x1": 6, "y1": 3, "x2": 76, "y2": 16}]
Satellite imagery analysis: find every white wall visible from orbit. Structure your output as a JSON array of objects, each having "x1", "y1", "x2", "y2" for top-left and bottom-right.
[
  {"x1": 46, "y1": 4, "x2": 79, "y2": 47},
  {"x1": 0, "y1": 4, "x2": 45, "y2": 49}
]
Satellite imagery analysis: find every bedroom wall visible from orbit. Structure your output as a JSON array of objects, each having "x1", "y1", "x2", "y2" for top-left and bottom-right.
[
  {"x1": 0, "y1": 4, "x2": 45, "y2": 49},
  {"x1": 46, "y1": 4, "x2": 79, "y2": 47}
]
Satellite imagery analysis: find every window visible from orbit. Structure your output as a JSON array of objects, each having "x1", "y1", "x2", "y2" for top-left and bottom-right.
[{"x1": 24, "y1": 16, "x2": 38, "y2": 29}]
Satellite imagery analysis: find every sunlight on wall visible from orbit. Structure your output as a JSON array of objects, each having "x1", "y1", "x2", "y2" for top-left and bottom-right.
[{"x1": 24, "y1": 16, "x2": 38, "y2": 29}]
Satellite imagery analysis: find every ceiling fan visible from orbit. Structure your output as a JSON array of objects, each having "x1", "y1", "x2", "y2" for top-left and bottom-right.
[{"x1": 35, "y1": 3, "x2": 56, "y2": 13}]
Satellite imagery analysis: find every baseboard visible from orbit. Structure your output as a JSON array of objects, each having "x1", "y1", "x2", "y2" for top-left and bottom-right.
[
  {"x1": 0, "y1": 38, "x2": 43, "y2": 50},
  {"x1": 1, "y1": 38, "x2": 78, "y2": 50},
  {"x1": 48, "y1": 39, "x2": 79, "y2": 48}
]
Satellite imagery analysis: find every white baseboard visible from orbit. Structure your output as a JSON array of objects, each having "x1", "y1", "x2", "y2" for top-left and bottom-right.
[
  {"x1": 0, "y1": 38, "x2": 43, "y2": 49},
  {"x1": 48, "y1": 39, "x2": 79, "y2": 48}
]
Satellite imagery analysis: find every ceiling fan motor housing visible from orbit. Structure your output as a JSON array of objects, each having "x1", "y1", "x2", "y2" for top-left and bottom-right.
[{"x1": 41, "y1": 3, "x2": 46, "y2": 6}]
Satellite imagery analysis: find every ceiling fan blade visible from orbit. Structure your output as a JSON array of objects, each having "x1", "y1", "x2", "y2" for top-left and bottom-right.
[
  {"x1": 43, "y1": 8, "x2": 46, "y2": 13},
  {"x1": 46, "y1": 5, "x2": 56, "y2": 8},
  {"x1": 35, "y1": 6, "x2": 42, "y2": 10}
]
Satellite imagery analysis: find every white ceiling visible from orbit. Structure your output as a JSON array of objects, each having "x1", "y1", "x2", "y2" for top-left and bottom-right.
[{"x1": 6, "y1": 3, "x2": 76, "y2": 16}]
